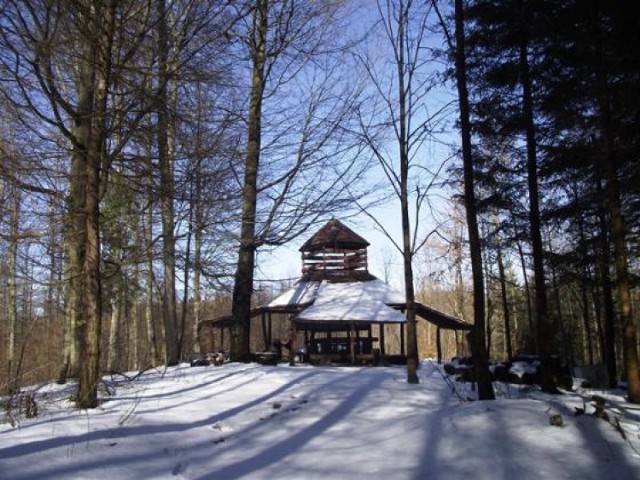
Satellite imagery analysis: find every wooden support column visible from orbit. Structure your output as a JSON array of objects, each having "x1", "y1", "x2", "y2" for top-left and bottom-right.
[
  {"x1": 201, "y1": 325, "x2": 210, "y2": 354},
  {"x1": 302, "y1": 328, "x2": 309, "y2": 362},
  {"x1": 350, "y1": 324, "x2": 356, "y2": 365},
  {"x1": 261, "y1": 310, "x2": 269, "y2": 351},
  {"x1": 288, "y1": 323, "x2": 297, "y2": 366},
  {"x1": 380, "y1": 324, "x2": 386, "y2": 355},
  {"x1": 436, "y1": 327, "x2": 442, "y2": 364},
  {"x1": 212, "y1": 326, "x2": 217, "y2": 353},
  {"x1": 400, "y1": 323, "x2": 406, "y2": 357}
]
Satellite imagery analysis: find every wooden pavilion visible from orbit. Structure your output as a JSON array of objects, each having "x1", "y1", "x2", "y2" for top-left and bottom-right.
[{"x1": 199, "y1": 219, "x2": 472, "y2": 364}]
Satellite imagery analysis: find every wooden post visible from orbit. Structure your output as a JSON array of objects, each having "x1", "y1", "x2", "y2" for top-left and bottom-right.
[
  {"x1": 261, "y1": 310, "x2": 269, "y2": 351},
  {"x1": 436, "y1": 327, "x2": 442, "y2": 364},
  {"x1": 400, "y1": 323, "x2": 406, "y2": 357},
  {"x1": 380, "y1": 324, "x2": 386, "y2": 356},
  {"x1": 350, "y1": 324, "x2": 356, "y2": 365},
  {"x1": 287, "y1": 323, "x2": 296, "y2": 366},
  {"x1": 303, "y1": 328, "x2": 309, "y2": 362}
]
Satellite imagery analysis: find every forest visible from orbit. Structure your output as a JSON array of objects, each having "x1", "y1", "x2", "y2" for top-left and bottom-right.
[{"x1": 0, "y1": 0, "x2": 638, "y2": 407}]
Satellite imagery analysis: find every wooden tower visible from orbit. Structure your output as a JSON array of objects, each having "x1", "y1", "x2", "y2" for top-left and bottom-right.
[{"x1": 298, "y1": 219, "x2": 371, "y2": 280}]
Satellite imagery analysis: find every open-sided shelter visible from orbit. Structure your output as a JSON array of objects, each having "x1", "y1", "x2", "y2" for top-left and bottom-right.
[{"x1": 200, "y1": 219, "x2": 472, "y2": 364}]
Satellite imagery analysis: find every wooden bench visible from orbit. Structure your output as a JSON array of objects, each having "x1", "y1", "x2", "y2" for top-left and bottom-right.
[{"x1": 253, "y1": 352, "x2": 280, "y2": 365}]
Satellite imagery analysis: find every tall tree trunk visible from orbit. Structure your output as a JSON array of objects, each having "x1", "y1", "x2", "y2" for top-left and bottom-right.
[
  {"x1": 517, "y1": 0, "x2": 557, "y2": 393},
  {"x1": 7, "y1": 181, "x2": 19, "y2": 394},
  {"x1": 157, "y1": 0, "x2": 179, "y2": 366},
  {"x1": 108, "y1": 294, "x2": 122, "y2": 372},
  {"x1": 132, "y1": 258, "x2": 141, "y2": 370},
  {"x1": 192, "y1": 84, "x2": 205, "y2": 355},
  {"x1": 548, "y1": 239, "x2": 571, "y2": 364},
  {"x1": 58, "y1": 285, "x2": 80, "y2": 384},
  {"x1": 180, "y1": 208, "x2": 193, "y2": 357},
  {"x1": 511, "y1": 207, "x2": 534, "y2": 344},
  {"x1": 77, "y1": 134, "x2": 104, "y2": 408},
  {"x1": 496, "y1": 241, "x2": 513, "y2": 360},
  {"x1": 230, "y1": 0, "x2": 268, "y2": 362},
  {"x1": 140, "y1": 137, "x2": 159, "y2": 367},
  {"x1": 193, "y1": 172, "x2": 203, "y2": 354},
  {"x1": 395, "y1": 2, "x2": 419, "y2": 384},
  {"x1": 58, "y1": 0, "x2": 96, "y2": 387},
  {"x1": 592, "y1": 2, "x2": 640, "y2": 402},
  {"x1": 401, "y1": 228, "x2": 419, "y2": 384},
  {"x1": 59, "y1": 46, "x2": 92, "y2": 385},
  {"x1": 602, "y1": 146, "x2": 639, "y2": 401},
  {"x1": 596, "y1": 171, "x2": 617, "y2": 387},
  {"x1": 47, "y1": 200, "x2": 63, "y2": 342},
  {"x1": 144, "y1": 205, "x2": 159, "y2": 366},
  {"x1": 576, "y1": 211, "x2": 595, "y2": 365},
  {"x1": 75, "y1": 0, "x2": 116, "y2": 409},
  {"x1": 193, "y1": 229, "x2": 202, "y2": 354},
  {"x1": 453, "y1": 0, "x2": 494, "y2": 399},
  {"x1": 453, "y1": 231, "x2": 466, "y2": 321}
]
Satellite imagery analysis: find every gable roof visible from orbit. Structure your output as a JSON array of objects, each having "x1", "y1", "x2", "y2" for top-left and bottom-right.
[{"x1": 299, "y1": 219, "x2": 369, "y2": 252}]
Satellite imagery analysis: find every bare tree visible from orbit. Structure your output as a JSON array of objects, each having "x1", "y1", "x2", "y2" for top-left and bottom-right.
[
  {"x1": 0, "y1": 0, "x2": 240, "y2": 390},
  {"x1": 230, "y1": 0, "x2": 268, "y2": 361},
  {"x1": 0, "y1": 0, "x2": 157, "y2": 406},
  {"x1": 156, "y1": 0, "x2": 180, "y2": 366},
  {"x1": 229, "y1": 0, "x2": 370, "y2": 360},
  {"x1": 354, "y1": 0, "x2": 448, "y2": 383}
]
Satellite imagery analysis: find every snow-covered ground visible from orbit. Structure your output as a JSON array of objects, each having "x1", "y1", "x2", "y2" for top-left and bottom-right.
[{"x1": 1, "y1": 361, "x2": 639, "y2": 479}]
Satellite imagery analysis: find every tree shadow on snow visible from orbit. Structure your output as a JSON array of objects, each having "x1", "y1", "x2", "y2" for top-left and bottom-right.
[{"x1": 0, "y1": 367, "x2": 323, "y2": 479}]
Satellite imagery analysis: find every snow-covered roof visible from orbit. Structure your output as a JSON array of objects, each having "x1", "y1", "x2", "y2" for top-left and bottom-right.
[
  {"x1": 267, "y1": 281, "x2": 319, "y2": 308},
  {"x1": 350, "y1": 278, "x2": 406, "y2": 304},
  {"x1": 295, "y1": 281, "x2": 406, "y2": 323},
  {"x1": 295, "y1": 299, "x2": 406, "y2": 323},
  {"x1": 265, "y1": 279, "x2": 407, "y2": 323},
  {"x1": 268, "y1": 279, "x2": 405, "y2": 309},
  {"x1": 261, "y1": 278, "x2": 471, "y2": 330}
]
